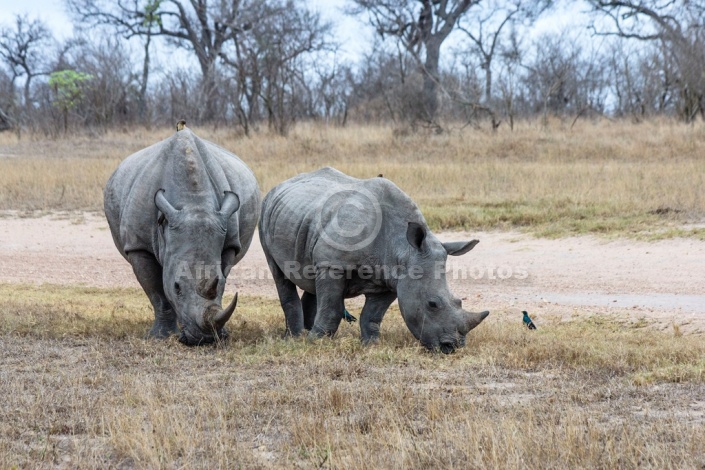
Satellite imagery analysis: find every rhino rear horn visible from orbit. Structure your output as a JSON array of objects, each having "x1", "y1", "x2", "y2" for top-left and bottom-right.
[
  {"x1": 155, "y1": 189, "x2": 179, "y2": 221},
  {"x1": 199, "y1": 276, "x2": 219, "y2": 300},
  {"x1": 219, "y1": 191, "x2": 240, "y2": 219}
]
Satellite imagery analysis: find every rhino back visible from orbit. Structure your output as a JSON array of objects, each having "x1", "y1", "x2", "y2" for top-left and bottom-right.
[
  {"x1": 104, "y1": 130, "x2": 260, "y2": 260},
  {"x1": 261, "y1": 168, "x2": 348, "y2": 266},
  {"x1": 261, "y1": 167, "x2": 424, "y2": 280}
]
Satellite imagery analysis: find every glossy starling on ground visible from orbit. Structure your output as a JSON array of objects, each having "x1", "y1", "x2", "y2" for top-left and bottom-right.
[
  {"x1": 343, "y1": 309, "x2": 357, "y2": 323},
  {"x1": 522, "y1": 310, "x2": 537, "y2": 330}
]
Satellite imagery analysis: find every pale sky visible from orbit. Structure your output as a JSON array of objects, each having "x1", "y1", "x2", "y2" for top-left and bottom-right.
[
  {"x1": 0, "y1": 0, "x2": 73, "y2": 38},
  {"x1": 0, "y1": 0, "x2": 370, "y2": 60},
  {"x1": 0, "y1": 0, "x2": 590, "y2": 66}
]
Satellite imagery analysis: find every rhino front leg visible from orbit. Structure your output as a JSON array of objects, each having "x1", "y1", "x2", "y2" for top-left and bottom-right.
[
  {"x1": 308, "y1": 267, "x2": 346, "y2": 339},
  {"x1": 360, "y1": 292, "x2": 397, "y2": 344},
  {"x1": 127, "y1": 250, "x2": 178, "y2": 339}
]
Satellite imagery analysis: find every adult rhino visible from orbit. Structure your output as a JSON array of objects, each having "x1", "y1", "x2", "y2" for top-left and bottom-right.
[
  {"x1": 104, "y1": 123, "x2": 260, "y2": 345},
  {"x1": 259, "y1": 167, "x2": 489, "y2": 354}
]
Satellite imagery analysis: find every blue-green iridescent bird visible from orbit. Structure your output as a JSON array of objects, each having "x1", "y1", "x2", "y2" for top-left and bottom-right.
[
  {"x1": 522, "y1": 311, "x2": 536, "y2": 330},
  {"x1": 343, "y1": 309, "x2": 357, "y2": 323}
]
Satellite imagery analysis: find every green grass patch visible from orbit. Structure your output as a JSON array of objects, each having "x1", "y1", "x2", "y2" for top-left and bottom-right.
[{"x1": 420, "y1": 198, "x2": 700, "y2": 239}]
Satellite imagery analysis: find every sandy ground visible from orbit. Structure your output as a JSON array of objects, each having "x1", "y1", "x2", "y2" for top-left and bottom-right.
[{"x1": 1, "y1": 212, "x2": 703, "y2": 332}]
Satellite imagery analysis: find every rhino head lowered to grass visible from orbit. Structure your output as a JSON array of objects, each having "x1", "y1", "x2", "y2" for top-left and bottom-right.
[
  {"x1": 104, "y1": 124, "x2": 260, "y2": 345},
  {"x1": 259, "y1": 167, "x2": 489, "y2": 353}
]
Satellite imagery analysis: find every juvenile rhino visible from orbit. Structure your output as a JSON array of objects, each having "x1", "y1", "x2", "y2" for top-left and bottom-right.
[
  {"x1": 104, "y1": 125, "x2": 260, "y2": 345},
  {"x1": 259, "y1": 167, "x2": 488, "y2": 353}
]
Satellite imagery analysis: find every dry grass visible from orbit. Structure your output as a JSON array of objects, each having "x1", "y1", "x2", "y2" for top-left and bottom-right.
[
  {"x1": 1, "y1": 119, "x2": 704, "y2": 238},
  {"x1": 1, "y1": 283, "x2": 704, "y2": 468}
]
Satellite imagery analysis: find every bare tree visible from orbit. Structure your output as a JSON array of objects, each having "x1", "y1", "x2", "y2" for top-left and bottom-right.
[
  {"x1": 608, "y1": 41, "x2": 677, "y2": 120},
  {"x1": 457, "y1": 0, "x2": 549, "y2": 104},
  {"x1": 350, "y1": 0, "x2": 478, "y2": 124},
  {"x1": 495, "y1": 25, "x2": 522, "y2": 129},
  {"x1": 66, "y1": 0, "x2": 253, "y2": 122},
  {"x1": 0, "y1": 15, "x2": 53, "y2": 113},
  {"x1": 65, "y1": 36, "x2": 140, "y2": 128},
  {"x1": 219, "y1": 0, "x2": 333, "y2": 135},
  {"x1": 340, "y1": 42, "x2": 419, "y2": 124},
  {"x1": 589, "y1": 0, "x2": 705, "y2": 122},
  {"x1": 0, "y1": 68, "x2": 14, "y2": 130},
  {"x1": 312, "y1": 61, "x2": 352, "y2": 126},
  {"x1": 522, "y1": 30, "x2": 609, "y2": 125}
]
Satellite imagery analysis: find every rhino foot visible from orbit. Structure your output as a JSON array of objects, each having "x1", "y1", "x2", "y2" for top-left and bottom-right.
[
  {"x1": 307, "y1": 326, "x2": 336, "y2": 340},
  {"x1": 284, "y1": 328, "x2": 306, "y2": 338},
  {"x1": 147, "y1": 321, "x2": 180, "y2": 339}
]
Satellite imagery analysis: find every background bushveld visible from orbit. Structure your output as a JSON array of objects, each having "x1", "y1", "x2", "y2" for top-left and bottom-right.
[
  {"x1": 2, "y1": 2, "x2": 705, "y2": 135},
  {"x1": 0, "y1": 284, "x2": 704, "y2": 469},
  {"x1": 1, "y1": 119, "x2": 704, "y2": 238}
]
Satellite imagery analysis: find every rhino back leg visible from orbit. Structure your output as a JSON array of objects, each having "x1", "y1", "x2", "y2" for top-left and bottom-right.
[
  {"x1": 127, "y1": 250, "x2": 178, "y2": 339},
  {"x1": 360, "y1": 292, "x2": 397, "y2": 344},
  {"x1": 301, "y1": 291, "x2": 317, "y2": 331},
  {"x1": 308, "y1": 267, "x2": 346, "y2": 338}
]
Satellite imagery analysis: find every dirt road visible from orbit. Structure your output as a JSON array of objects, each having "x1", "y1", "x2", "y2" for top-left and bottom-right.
[{"x1": 1, "y1": 212, "x2": 703, "y2": 331}]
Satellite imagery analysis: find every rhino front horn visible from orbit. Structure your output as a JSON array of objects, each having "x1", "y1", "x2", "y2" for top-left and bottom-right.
[
  {"x1": 463, "y1": 310, "x2": 489, "y2": 334},
  {"x1": 212, "y1": 292, "x2": 238, "y2": 329}
]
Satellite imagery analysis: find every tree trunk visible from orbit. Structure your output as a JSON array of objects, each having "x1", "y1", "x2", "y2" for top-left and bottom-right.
[
  {"x1": 196, "y1": 57, "x2": 219, "y2": 123},
  {"x1": 484, "y1": 64, "x2": 492, "y2": 104},
  {"x1": 422, "y1": 37, "x2": 442, "y2": 123},
  {"x1": 23, "y1": 76, "x2": 32, "y2": 110},
  {"x1": 138, "y1": 32, "x2": 152, "y2": 124},
  {"x1": 0, "y1": 106, "x2": 13, "y2": 131},
  {"x1": 21, "y1": 72, "x2": 33, "y2": 135},
  {"x1": 202, "y1": 67, "x2": 217, "y2": 123}
]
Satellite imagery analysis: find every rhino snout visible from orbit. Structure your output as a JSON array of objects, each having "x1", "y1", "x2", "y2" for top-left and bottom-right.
[
  {"x1": 177, "y1": 310, "x2": 228, "y2": 347},
  {"x1": 422, "y1": 331, "x2": 463, "y2": 354},
  {"x1": 422, "y1": 310, "x2": 489, "y2": 354},
  {"x1": 175, "y1": 295, "x2": 237, "y2": 346},
  {"x1": 178, "y1": 325, "x2": 228, "y2": 346},
  {"x1": 422, "y1": 338, "x2": 459, "y2": 354}
]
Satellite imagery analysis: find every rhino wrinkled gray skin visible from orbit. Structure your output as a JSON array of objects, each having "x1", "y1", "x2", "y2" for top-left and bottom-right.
[
  {"x1": 104, "y1": 127, "x2": 260, "y2": 346},
  {"x1": 260, "y1": 167, "x2": 489, "y2": 354}
]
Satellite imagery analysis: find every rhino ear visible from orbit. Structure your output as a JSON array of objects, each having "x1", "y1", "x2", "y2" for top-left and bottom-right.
[
  {"x1": 406, "y1": 222, "x2": 427, "y2": 251},
  {"x1": 155, "y1": 189, "x2": 178, "y2": 222},
  {"x1": 443, "y1": 240, "x2": 479, "y2": 256},
  {"x1": 219, "y1": 191, "x2": 240, "y2": 219}
]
